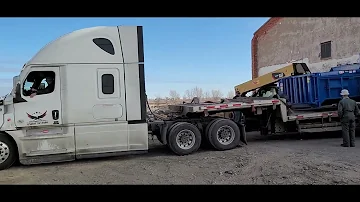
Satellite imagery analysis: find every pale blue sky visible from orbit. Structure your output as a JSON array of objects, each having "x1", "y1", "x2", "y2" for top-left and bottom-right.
[{"x1": 0, "y1": 17, "x2": 269, "y2": 98}]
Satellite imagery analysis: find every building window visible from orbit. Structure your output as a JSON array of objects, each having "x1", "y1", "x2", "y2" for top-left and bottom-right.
[
  {"x1": 101, "y1": 74, "x2": 114, "y2": 94},
  {"x1": 93, "y1": 38, "x2": 115, "y2": 55},
  {"x1": 320, "y1": 41, "x2": 331, "y2": 59}
]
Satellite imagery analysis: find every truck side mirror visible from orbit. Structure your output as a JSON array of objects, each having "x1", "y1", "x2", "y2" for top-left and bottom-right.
[
  {"x1": 15, "y1": 83, "x2": 21, "y2": 98},
  {"x1": 13, "y1": 83, "x2": 26, "y2": 103}
]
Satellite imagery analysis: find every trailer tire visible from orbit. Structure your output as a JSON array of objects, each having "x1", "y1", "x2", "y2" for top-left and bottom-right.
[
  {"x1": 0, "y1": 134, "x2": 17, "y2": 171},
  {"x1": 168, "y1": 122, "x2": 202, "y2": 155},
  {"x1": 207, "y1": 119, "x2": 240, "y2": 151},
  {"x1": 205, "y1": 119, "x2": 222, "y2": 146}
]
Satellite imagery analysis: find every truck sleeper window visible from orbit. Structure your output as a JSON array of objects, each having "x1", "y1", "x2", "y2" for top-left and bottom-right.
[
  {"x1": 23, "y1": 71, "x2": 55, "y2": 96},
  {"x1": 102, "y1": 74, "x2": 114, "y2": 94},
  {"x1": 93, "y1": 38, "x2": 115, "y2": 55}
]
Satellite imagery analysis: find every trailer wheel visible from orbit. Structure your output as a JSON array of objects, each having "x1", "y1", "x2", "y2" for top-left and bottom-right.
[
  {"x1": 205, "y1": 119, "x2": 221, "y2": 145},
  {"x1": 0, "y1": 134, "x2": 17, "y2": 170},
  {"x1": 207, "y1": 119, "x2": 240, "y2": 151},
  {"x1": 168, "y1": 122, "x2": 202, "y2": 155}
]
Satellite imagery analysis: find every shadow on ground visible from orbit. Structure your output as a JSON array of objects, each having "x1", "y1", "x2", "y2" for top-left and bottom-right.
[{"x1": 12, "y1": 129, "x2": 358, "y2": 170}]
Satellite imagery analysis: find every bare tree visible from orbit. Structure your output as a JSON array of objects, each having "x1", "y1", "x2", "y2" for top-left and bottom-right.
[
  {"x1": 204, "y1": 91, "x2": 211, "y2": 100},
  {"x1": 169, "y1": 90, "x2": 180, "y2": 104},
  {"x1": 154, "y1": 94, "x2": 162, "y2": 108},
  {"x1": 184, "y1": 89, "x2": 193, "y2": 100},
  {"x1": 227, "y1": 90, "x2": 234, "y2": 98},
  {"x1": 191, "y1": 86, "x2": 204, "y2": 99},
  {"x1": 211, "y1": 89, "x2": 223, "y2": 100},
  {"x1": 182, "y1": 94, "x2": 187, "y2": 101}
]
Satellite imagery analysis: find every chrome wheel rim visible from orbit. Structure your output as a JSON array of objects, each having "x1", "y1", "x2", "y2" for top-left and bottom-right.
[
  {"x1": 0, "y1": 141, "x2": 10, "y2": 164},
  {"x1": 176, "y1": 129, "x2": 196, "y2": 150},
  {"x1": 216, "y1": 125, "x2": 235, "y2": 145}
]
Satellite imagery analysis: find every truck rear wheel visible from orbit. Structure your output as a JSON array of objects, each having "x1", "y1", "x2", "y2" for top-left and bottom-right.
[
  {"x1": 167, "y1": 122, "x2": 202, "y2": 155},
  {"x1": 0, "y1": 134, "x2": 17, "y2": 170},
  {"x1": 207, "y1": 119, "x2": 240, "y2": 151},
  {"x1": 205, "y1": 119, "x2": 220, "y2": 145}
]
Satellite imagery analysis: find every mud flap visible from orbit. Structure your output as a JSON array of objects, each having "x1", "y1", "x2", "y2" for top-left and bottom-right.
[{"x1": 239, "y1": 123, "x2": 247, "y2": 145}]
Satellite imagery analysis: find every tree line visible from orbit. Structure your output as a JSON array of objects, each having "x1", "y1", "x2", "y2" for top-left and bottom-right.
[{"x1": 149, "y1": 87, "x2": 235, "y2": 107}]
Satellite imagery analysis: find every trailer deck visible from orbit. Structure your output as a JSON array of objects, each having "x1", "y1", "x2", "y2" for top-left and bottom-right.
[
  {"x1": 288, "y1": 110, "x2": 339, "y2": 121},
  {"x1": 168, "y1": 97, "x2": 281, "y2": 114}
]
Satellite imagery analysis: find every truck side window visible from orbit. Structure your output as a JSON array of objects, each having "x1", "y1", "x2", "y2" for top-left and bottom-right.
[
  {"x1": 102, "y1": 74, "x2": 114, "y2": 95},
  {"x1": 22, "y1": 71, "x2": 55, "y2": 96},
  {"x1": 93, "y1": 38, "x2": 115, "y2": 55}
]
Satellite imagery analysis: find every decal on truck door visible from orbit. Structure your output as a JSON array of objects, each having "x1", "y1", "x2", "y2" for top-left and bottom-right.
[{"x1": 26, "y1": 111, "x2": 48, "y2": 126}]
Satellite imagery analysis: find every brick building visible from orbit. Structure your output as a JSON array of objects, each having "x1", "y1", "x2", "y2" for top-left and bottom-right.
[{"x1": 252, "y1": 17, "x2": 360, "y2": 79}]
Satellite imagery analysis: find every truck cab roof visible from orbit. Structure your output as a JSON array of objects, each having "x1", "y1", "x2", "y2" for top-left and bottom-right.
[{"x1": 27, "y1": 26, "x2": 144, "y2": 65}]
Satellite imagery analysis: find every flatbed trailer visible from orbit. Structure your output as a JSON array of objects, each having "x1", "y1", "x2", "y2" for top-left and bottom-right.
[
  {"x1": 147, "y1": 97, "x2": 281, "y2": 154},
  {"x1": 147, "y1": 96, "x2": 357, "y2": 156}
]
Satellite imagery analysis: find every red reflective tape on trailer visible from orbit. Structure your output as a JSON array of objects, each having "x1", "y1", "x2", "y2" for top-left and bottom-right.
[
  {"x1": 322, "y1": 113, "x2": 329, "y2": 117},
  {"x1": 206, "y1": 106, "x2": 216, "y2": 109},
  {"x1": 272, "y1": 100, "x2": 279, "y2": 103},
  {"x1": 233, "y1": 104, "x2": 242, "y2": 107},
  {"x1": 219, "y1": 104, "x2": 228, "y2": 108}
]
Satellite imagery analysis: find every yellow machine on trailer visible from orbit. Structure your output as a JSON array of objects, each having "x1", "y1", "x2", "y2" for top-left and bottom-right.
[{"x1": 234, "y1": 63, "x2": 311, "y2": 97}]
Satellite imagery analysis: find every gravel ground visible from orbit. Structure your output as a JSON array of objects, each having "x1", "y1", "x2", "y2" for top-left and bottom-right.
[{"x1": 1, "y1": 131, "x2": 360, "y2": 185}]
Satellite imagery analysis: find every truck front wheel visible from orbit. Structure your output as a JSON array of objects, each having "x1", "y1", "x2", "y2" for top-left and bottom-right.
[
  {"x1": 0, "y1": 134, "x2": 17, "y2": 171},
  {"x1": 167, "y1": 122, "x2": 202, "y2": 155},
  {"x1": 207, "y1": 119, "x2": 240, "y2": 151}
]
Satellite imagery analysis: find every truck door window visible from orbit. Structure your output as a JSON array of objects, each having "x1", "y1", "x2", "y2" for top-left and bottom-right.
[
  {"x1": 22, "y1": 71, "x2": 55, "y2": 96},
  {"x1": 101, "y1": 74, "x2": 114, "y2": 94}
]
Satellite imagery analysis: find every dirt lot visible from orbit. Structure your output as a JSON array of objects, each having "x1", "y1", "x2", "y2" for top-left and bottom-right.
[{"x1": 1, "y1": 132, "x2": 360, "y2": 185}]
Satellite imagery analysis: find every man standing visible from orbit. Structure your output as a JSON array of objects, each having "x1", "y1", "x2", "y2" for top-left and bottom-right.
[{"x1": 338, "y1": 89, "x2": 359, "y2": 147}]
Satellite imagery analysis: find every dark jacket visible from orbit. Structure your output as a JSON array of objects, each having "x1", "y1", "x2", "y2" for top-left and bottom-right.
[
  {"x1": 338, "y1": 97, "x2": 360, "y2": 122},
  {"x1": 37, "y1": 82, "x2": 55, "y2": 95}
]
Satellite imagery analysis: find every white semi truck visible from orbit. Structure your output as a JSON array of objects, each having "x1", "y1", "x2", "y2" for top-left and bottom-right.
[{"x1": 0, "y1": 26, "x2": 346, "y2": 171}]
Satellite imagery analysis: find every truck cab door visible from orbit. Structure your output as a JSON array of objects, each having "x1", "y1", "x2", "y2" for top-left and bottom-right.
[
  {"x1": 14, "y1": 67, "x2": 62, "y2": 127},
  {"x1": 13, "y1": 66, "x2": 75, "y2": 162}
]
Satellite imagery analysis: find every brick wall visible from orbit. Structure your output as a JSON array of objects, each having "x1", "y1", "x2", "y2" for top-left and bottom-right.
[{"x1": 253, "y1": 17, "x2": 360, "y2": 77}]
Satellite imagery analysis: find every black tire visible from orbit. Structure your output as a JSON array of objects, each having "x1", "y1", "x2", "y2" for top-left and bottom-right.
[
  {"x1": 0, "y1": 134, "x2": 17, "y2": 171},
  {"x1": 205, "y1": 119, "x2": 223, "y2": 147},
  {"x1": 166, "y1": 122, "x2": 182, "y2": 144},
  {"x1": 167, "y1": 122, "x2": 202, "y2": 155},
  {"x1": 167, "y1": 122, "x2": 182, "y2": 134},
  {"x1": 155, "y1": 122, "x2": 181, "y2": 145},
  {"x1": 207, "y1": 119, "x2": 241, "y2": 151}
]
